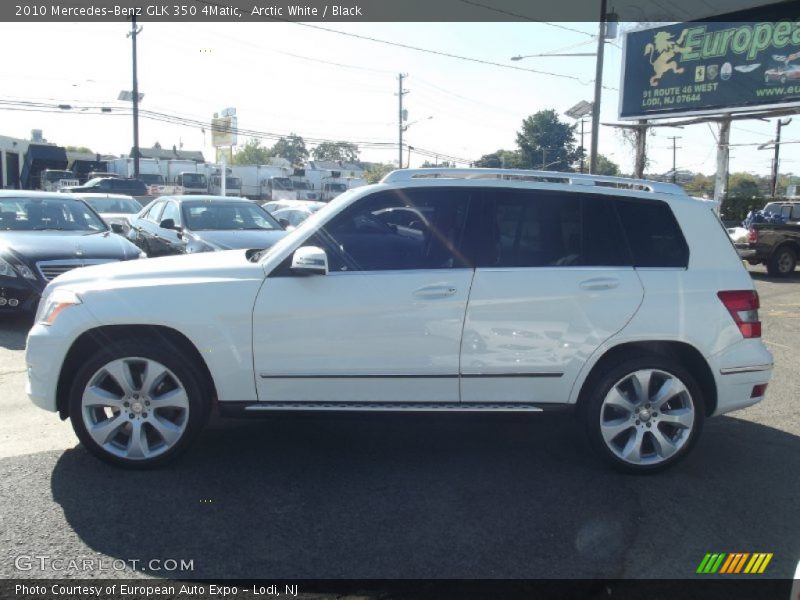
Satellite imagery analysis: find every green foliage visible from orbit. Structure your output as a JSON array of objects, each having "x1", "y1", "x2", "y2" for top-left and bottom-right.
[
  {"x1": 311, "y1": 141, "x2": 360, "y2": 163},
  {"x1": 363, "y1": 163, "x2": 395, "y2": 184},
  {"x1": 474, "y1": 149, "x2": 521, "y2": 169},
  {"x1": 516, "y1": 110, "x2": 578, "y2": 171},
  {"x1": 420, "y1": 160, "x2": 454, "y2": 168},
  {"x1": 65, "y1": 145, "x2": 93, "y2": 154},
  {"x1": 593, "y1": 154, "x2": 620, "y2": 176},
  {"x1": 232, "y1": 138, "x2": 273, "y2": 165},
  {"x1": 682, "y1": 173, "x2": 715, "y2": 198},
  {"x1": 271, "y1": 133, "x2": 308, "y2": 165}
]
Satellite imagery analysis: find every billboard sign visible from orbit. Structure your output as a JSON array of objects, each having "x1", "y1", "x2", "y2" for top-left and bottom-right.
[
  {"x1": 620, "y1": 18, "x2": 800, "y2": 120},
  {"x1": 211, "y1": 114, "x2": 237, "y2": 147}
]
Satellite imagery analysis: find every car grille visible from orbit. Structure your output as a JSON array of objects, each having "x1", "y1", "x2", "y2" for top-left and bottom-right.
[{"x1": 37, "y1": 259, "x2": 119, "y2": 282}]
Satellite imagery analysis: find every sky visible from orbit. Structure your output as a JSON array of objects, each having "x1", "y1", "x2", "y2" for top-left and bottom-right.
[{"x1": 0, "y1": 20, "x2": 794, "y2": 177}]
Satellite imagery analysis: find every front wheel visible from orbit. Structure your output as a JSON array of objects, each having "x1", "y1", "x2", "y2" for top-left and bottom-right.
[
  {"x1": 69, "y1": 339, "x2": 210, "y2": 468},
  {"x1": 584, "y1": 356, "x2": 704, "y2": 473},
  {"x1": 767, "y1": 246, "x2": 797, "y2": 277}
]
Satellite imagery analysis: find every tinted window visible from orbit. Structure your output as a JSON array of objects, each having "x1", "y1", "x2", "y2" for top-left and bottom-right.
[
  {"x1": 616, "y1": 199, "x2": 688, "y2": 268},
  {"x1": 791, "y1": 205, "x2": 800, "y2": 221},
  {"x1": 310, "y1": 188, "x2": 471, "y2": 272},
  {"x1": 160, "y1": 201, "x2": 181, "y2": 225},
  {"x1": 472, "y1": 189, "x2": 629, "y2": 268}
]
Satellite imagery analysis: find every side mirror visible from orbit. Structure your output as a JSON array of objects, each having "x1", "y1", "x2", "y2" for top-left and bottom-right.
[
  {"x1": 290, "y1": 246, "x2": 328, "y2": 275},
  {"x1": 160, "y1": 218, "x2": 176, "y2": 230},
  {"x1": 110, "y1": 223, "x2": 124, "y2": 234},
  {"x1": 278, "y1": 218, "x2": 290, "y2": 228}
]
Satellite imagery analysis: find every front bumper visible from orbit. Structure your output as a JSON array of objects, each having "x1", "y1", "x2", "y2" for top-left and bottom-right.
[{"x1": 0, "y1": 278, "x2": 42, "y2": 314}]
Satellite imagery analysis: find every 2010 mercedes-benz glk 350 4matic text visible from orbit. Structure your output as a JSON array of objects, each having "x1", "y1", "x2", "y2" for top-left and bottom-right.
[{"x1": 26, "y1": 169, "x2": 773, "y2": 472}]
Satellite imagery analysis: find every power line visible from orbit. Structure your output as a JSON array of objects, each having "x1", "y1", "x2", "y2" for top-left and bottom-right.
[{"x1": 455, "y1": 0, "x2": 595, "y2": 36}]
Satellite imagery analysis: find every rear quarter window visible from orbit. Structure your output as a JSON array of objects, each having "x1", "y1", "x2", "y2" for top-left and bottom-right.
[{"x1": 615, "y1": 199, "x2": 689, "y2": 268}]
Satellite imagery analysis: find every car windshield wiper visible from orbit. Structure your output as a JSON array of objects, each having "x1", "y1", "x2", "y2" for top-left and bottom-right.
[{"x1": 32, "y1": 226, "x2": 70, "y2": 231}]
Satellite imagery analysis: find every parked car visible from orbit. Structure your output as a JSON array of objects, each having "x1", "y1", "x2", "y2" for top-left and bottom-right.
[
  {"x1": 262, "y1": 199, "x2": 324, "y2": 214},
  {"x1": 735, "y1": 201, "x2": 800, "y2": 276},
  {"x1": 63, "y1": 177, "x2": 148, "y2": 197},
  {"x1": 127, "y1": 195, "x2": 286, "y2": 257},
  {"x1": 25, "y1": 169, "x2": 772, "y2": 472},
  {"x1": 272, "y1": 203, "x2": 325, "y2": 229},
  {"x1": 0, "y1": 191, "x2": 144, "y2": 313},
  {"x1": 71, "y1": 194, "x2": 143, "y2": 236}
]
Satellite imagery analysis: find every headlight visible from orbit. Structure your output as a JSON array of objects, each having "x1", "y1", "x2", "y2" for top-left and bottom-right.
[
  {"x1": 15, "y1": 264, "x2": 36, "y2": 280},
  {"x1": 0, "y1": 257, "x2": 17, "y2": 278},
  {"x1": 37, "y1": 289, "x2": 81, "y2": 326}
]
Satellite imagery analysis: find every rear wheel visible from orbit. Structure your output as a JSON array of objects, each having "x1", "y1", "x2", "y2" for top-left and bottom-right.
[
  {"x1": 69, "y1": 339, "x2": 210, "y2": 468},
  {"x1": 767, "y1": 246, "x2": 797, "y2": 277},
  {"x1": 584, "y1": 356, "x2": 704, "y2": 473}
]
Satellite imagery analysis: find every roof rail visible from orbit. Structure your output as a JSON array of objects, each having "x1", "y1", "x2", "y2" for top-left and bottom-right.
[{"x1": 380, "y1": 168, "x2": 687, "y2": 195}]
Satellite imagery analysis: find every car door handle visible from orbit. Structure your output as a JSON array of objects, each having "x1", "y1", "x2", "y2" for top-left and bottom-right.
[
  {"x1": 413, "y1": 284, "x2": 458, "y2": 299},
  {"x1": 579, "y1": 277, "x2": 620, "y2": 291}
]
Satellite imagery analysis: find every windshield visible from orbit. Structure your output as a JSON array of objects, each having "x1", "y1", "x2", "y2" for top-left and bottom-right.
[
  {"x1": 272, "y1": 177, "x2": 293, "y2": 190},
  {"x1": 182, "y1": 173, "x2": 206, "y2": 187},
  {"x1": 181, "y1": 202, "x2": 281, "y2": 231},
  {"x1": 292, "y1": 181, "x2": 310, "y2": 190},
  {"x1": 84, "y1": 177, "x2": 107, "y2": 187},
  {"x1": 0, "y1": 197, "x2": 107, "y2": 231},
  {"x1": 326, "y1": 183, "x2": 347, "y2": 192},
  {"x1": 82, "y1": 197, "x2": 142, "y2": 214},
  {"x1": 139, "y1": 174, "x2": 164, "y2": 185},
  {"x1": 44, "y1": 171, "x2": 73, "y2": 181}
]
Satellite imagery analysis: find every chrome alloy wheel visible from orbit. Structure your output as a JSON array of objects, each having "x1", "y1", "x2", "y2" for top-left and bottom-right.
[
  {"x1": 599, "y1": 369, "x2": 695, "y2": 466},
  {"x1": 81, "y1": 357, "x2": 190, "y2": 460}
]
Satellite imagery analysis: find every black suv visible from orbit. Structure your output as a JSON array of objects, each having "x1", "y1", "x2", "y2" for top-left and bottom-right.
[{"x1": 64, "y1": 177, "x2": 148, "y2": 196}]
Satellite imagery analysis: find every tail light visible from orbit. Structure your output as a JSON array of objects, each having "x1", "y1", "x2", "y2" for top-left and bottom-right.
[
  {"x1": 718, "y1": 290, "x2": 761, "y2": 338},
  {"x1": 747, "y1": 227, "x2": 758, "y2": 244}
]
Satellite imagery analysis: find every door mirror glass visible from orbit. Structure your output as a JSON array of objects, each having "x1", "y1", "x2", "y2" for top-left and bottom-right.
[
  {"x1": 110, "y1": 223, "x2": 124, "y2": 234},
  {"x1": 160, "y1": 218, "x2": 176, "y2": 230},
  {"x1": 291, "y1": 246, "x2": 328, "y2": 275}
]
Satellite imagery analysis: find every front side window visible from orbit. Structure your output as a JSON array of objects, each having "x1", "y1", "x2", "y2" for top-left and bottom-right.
[
  {"x1": 159, "y1": 201, "x2": 181, "y2": 226},
  {"x1": 143, "y1": 201, "x2": 165, "y2": 223},
  {"x1": 308, "y1": 188, "x2": 471, "y2": 272}
]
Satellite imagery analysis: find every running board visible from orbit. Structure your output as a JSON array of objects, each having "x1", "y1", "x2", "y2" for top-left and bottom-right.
[{"x1": 236, "y1": 401, "x2": 550, "y2": 413}]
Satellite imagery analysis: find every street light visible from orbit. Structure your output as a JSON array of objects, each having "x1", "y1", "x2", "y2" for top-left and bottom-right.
[
  {"x1": 511, "y1": 52, "x2": 596, "y2": 60},
  {"x1": 403, "y1": 115, "x2": 433, "y2": 132}
]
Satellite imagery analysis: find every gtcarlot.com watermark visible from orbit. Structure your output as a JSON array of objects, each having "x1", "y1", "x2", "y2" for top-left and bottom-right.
[{"x1": 14, "y1": 554, "x2": 194, "y2": 573}]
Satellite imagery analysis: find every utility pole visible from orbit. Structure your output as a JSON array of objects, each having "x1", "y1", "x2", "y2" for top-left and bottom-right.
[
  {"x1": 667, "y1": 135, "x2": 682, "y2": 183},
  {"x1": 397, "y1": 73, "x2": 408, "y2": 168},
  {"x1": 634, "y1": 120, "x2": 648, "y2": 179},
  {"x1": 771, "y1": 117, "x2": 792, "y2": 197},
  {"x1": 589, "y1": 0, "x2": 607, "y2": 174},
  {"x1": 579, "y1": 119, "x2": 586, "y2": 173},
  {"x1": 714, "y1": 117, "x2": 731, "y2": 205},
  {"x1": 127, "y1": 16, "x2": 142, "y2": 179}
]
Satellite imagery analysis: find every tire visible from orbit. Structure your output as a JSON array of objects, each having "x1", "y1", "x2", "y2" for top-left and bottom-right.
[
  {"x1": 766, "y1": 246, "x2": 797, "y2": 277},
  {"x1": 69, "y1": 338, "x2": 211, "y2": 468},
  {"x1": 583, "y1": 355, "x2": 705, "y2": 474}
]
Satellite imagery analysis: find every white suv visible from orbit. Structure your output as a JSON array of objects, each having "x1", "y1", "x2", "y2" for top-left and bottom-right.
[{"x1": 26, "y1": 169, "x2": 773, "y2": 472}]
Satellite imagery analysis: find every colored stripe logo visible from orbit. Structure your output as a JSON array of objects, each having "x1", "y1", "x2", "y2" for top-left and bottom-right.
[{"x1": 697, "y1": 553, "x2": 773, "y2": 574}]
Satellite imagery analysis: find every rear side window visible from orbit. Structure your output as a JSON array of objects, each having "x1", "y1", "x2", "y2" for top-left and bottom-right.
[
  {"x1": 615, "y1": 200, "x2": 688, "y2": 268},
  {"x1": 791, "y1": 205, "x2": 800, "y2": 221},
  {"x1": 472, "y1": 189, "x2": 629, "y2": 268}
]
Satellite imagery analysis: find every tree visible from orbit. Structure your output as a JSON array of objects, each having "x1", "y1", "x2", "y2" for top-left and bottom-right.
[
  {"x1": 271, "y1": 133, "x2": 308, "y2": 166},
  {"x1": 153, "y1": 141, "x2": 162, "y2": 149},
  {"x1": 364, "y1": 163, "x2": 395, "y2": 184},
  {"x1": 65, "y1": 145, "x2": 94, "y2": 154},
  {"x1": 420, "y1": 160, "x2": 454, "y2": 168},
  {"x1": 312, "y1": 141, "x2": 360, "y2": 163},
  {"x1": 593, "y1": 154, "x2": 621, "y2": 176},
  {"x1": 683, "y1": 173, "x2": 714, "y2": 198},
  {"x1": 474, "y1": 149, "x2": 521, "y2": 169},
  {"x1": 232, "y1": 138, "x2": 273, "y2": 165},
  {"x1": 516, "y1": 110, "x2": 578, "y2": 171}
]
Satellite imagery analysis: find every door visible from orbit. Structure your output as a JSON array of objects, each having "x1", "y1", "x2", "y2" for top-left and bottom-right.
[
  {"x1": 460, "y1": 188, "x2": 644, "y2": 404},
  {"x1": 153, "y1": 200, "x2": 186, "y2": 255},
  {"x1": 132, "y1": 200, "x2": 165, "y2": 256},
  {"x1": 253, "y1": 187, "x2": 475, "y2": 403}
]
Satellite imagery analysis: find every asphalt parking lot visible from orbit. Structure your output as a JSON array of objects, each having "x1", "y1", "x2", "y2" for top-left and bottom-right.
[{"x1": 0, "y1": 264, "x2": 798, "y2": 581}]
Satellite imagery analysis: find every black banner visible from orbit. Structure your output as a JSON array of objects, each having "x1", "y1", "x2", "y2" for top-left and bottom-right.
[{"x1": 620, "y1": 12, "x2": 800, "y2": 119}]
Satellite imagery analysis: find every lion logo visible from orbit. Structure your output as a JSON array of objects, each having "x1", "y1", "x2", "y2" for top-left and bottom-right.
[{"x1": 644, "y1": 29, "x2": 691, "y2": 86}]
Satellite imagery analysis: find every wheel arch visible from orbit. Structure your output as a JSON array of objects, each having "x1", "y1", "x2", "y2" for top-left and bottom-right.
[
  {"x1": 770, "y1": 240, "x2": 800, "y2": 259},
  {"x1": 574, "y1": 340, "x2": 717, "y2": 417},
  {"x1": 56, "y1": 324, "x2": 218, "y2": 419}
]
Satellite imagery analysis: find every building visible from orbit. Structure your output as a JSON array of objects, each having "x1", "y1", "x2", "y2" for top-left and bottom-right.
[{"x1": 0, "y1": 135, "x2": 31, "y2": 189}]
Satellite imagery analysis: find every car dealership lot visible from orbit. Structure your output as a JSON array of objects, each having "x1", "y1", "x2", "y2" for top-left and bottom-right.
[{"x1": 0, "y1": 265, "x2": 798, "y2": 580}]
